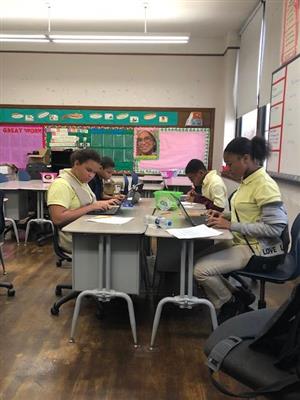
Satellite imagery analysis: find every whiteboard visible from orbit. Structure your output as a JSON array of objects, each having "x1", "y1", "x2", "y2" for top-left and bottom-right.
[{"x1": 267, "y1": 55, "x2": 300, "y2": 183}]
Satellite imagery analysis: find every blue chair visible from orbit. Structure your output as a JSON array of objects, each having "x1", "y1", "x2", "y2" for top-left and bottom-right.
[
  {"x1": 18, "y1": 169, "x2": 31, "y2": 181},
  {"x1": 0, "y1": 173, "x2": 8, "y2": 183},
  {"x1": 122, "y1": 174, "x2": 129, "y2": 195},
  {"x1": 233, "y1": 213, "x2": 300, "y2": 309},
  {"x1": 131, "y1": 171, "x2": 139, "y2": 187}
]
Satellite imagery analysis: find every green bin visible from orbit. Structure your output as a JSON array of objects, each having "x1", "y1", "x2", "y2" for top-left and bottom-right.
[{"x1": 154, "y1": 190, "x2": 183, "y2": 211}]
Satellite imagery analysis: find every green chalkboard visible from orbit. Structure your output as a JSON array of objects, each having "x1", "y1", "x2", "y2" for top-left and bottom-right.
[{"x1": 46, "y1": 126, "x2": 134, "y2": 171}]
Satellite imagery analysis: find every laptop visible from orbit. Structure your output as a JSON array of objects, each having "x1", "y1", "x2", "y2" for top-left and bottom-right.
[
  {"x1": 172, "y1": 194, "x2": 208, "y2": 226},
  {"x1": 87, "y1": 182, "x2": 144, "y2": 215}
]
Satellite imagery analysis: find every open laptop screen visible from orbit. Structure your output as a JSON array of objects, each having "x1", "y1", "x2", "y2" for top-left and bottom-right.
[{"x1": 171, "y1": 194, "x2": 207, "y2": 226}]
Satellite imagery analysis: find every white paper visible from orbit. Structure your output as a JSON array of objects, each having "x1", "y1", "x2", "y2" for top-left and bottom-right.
[
  {"x1": 167, "y1": 224, "x2": 223, "y2": 239},
  {"x1": 87, "y1": 216, "x2": 133, "y2": 225},
  {"x1": 181, "y1": 201, "x2": 206, "y2": 209}
]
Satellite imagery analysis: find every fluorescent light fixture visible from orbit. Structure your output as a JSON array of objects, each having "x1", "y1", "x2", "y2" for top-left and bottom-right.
[
  {"x1": 0, "y1": 38, "x2": 49, "y2": 43},
  {"x1": 0, "y1": 34, "x2": 46, "y2": 39},
  {"x1": 0, "y1": 34, "x2": 189, "y2": 45},
  {"x1": 50, "y1": 34, "x2": 189, "y2": 43}
]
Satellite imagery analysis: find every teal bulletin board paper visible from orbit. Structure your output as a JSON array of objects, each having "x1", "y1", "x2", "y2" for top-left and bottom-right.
[{"x1": 0, "y1": 108, "x2": 178, "y2": 126}]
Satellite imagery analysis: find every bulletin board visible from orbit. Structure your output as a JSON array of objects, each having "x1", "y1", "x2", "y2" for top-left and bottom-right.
[
  {"x1": 267, "y1": 54, "x2": 300, "y2": 183},
  {"x1": 0, "y1": 106, "x2": 214, "y2": 172}
]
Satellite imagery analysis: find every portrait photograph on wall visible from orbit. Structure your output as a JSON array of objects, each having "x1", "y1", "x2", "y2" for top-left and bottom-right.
[{"x1": 134, "y1": 128, "x2": 159, "y2": 160}]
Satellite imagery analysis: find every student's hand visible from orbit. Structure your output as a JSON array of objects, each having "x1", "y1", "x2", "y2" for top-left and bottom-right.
[
  {"x1": 207, "y1": 215, "x2": 231, "y2": 230},
  {"x1": 186, "y1": 189, "x2": 196, "y2": 202},
  {"x1": 114, "y1": 194, "x2": 125, "y2": 201},
  {"x1": 107, "y1": 198, "x2": 120, "y2": 206},
  {"x1": 93, "y1": 200, "x2": 111, "y2": 211},
  {"x1": 207, "y1": 209, "x2": 223, "y2": 218}
]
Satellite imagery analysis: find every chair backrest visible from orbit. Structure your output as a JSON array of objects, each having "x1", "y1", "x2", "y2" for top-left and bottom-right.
[
  {"x1": 52, "y1": 225, "x2": 72, "y2": 262},
  {"x1": 26, "y1": 163, "x2": 49, "y2": 180},
  {"x1": 0, "y1": 191, "x2": 5, "y2": 236},
  {"x1": 289, "y1": 214, "x2": 300, "y2": 278},
  {"x1": 18, "y1": 169, "x2": 31, "y2": 181},
  {"x1": 122, "y1": 174, "x2": 129, "y2": 195},
  {"x1": 131, "y1": 171, "x2": 139, "y2": 187},
  {"x1": 0, "y1": 173, "x2": 8, "y2": 183}
]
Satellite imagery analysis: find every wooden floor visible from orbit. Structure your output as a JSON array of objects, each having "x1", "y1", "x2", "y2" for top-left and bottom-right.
[{"x1": 0, "y1": 239, "x2": 296, "y2": 400}]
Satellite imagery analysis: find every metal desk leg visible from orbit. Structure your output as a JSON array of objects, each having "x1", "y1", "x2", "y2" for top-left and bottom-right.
[
  {"x1": 69, "y1": 235, "x2": 138, "y2": 346},
  {"x1": 149, "y1": 241, "x2": 187, "y2": 349},
  {"x1": 149, "y1": 240, "x2": 218, "y2": 349},
  {"x1": 24, "y1": 192, "x2": 54, "y2": 245}
]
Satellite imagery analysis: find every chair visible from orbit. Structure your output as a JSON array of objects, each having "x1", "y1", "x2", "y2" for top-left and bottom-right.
[
  {"x1": 204, "y1": 309, "x2": 300, "y2": 400},
  {"x1": 50, "y1": 225, "x2": 78, "y2": 316},
  {"x1": 0, "y1": 191, "x2": 15, "y2": 296},
  {"x1": 0, "y1": 173, "x2": 8, "y2": 183},
  {"x1": 233, "y1": 213, "x2": 300, "y2": 309},
  {"x1": 18, "y1": 169, "x2": 31, "y2": 181},
  {"x1": 131, "y1": 171, "x2": 139, "y2": 187},
  {"x1": 122, "y1": 174, "x2": 129, "y2": 195}
]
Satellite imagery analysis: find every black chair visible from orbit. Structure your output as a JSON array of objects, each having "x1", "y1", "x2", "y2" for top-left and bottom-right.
[
  {"x1": 204, "y1": 309, "x2": 300, "y2": 400},
  {"x1": 233, "y1": 213, "x2": 300, "y2": 309},
  {"x1": 50, "y1": 225, "x2": 79, "y2": 315},
  {"x1": 0, "y1": 190, "x2": 15, "y2": 296}
]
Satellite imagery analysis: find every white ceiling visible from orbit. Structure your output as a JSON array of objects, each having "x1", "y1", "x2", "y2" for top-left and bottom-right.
[{"x1": 0, "y1": 0, "x2": 259, "y2": 53}]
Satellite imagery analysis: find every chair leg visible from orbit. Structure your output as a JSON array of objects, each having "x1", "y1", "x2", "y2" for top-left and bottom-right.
[
  {"x1": 0, "y1": 246, "x2": 6, "y2": 275},
  {"x1": 258, "y1": 280, "x2": 267, "y2": 309},
  {"x1": 0, "y1": 282, "x2": 15, "y2": 296},
  {"x1": 5, "y1": 218, "x2": 19, "y2": 245},
  {"x1": 50, "y1": 290, "x2": 80, "y2": 316}
]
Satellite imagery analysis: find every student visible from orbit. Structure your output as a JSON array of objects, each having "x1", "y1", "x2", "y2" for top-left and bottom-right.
[
  {"x1": 88, "y1": 156, "x2": 124, "y2": 201},
  {"x1": 47, "y1": 149, "x2": 118, "y2": 253},
  {"x1": 193, "y1": 137, "x2": 288, "y2": 323},
  {"x1": 136, "y1": 130, "x2": 157, "y2": 156},
  {"x1": 185, "y1": 159, "x2": 227, "y2": 211}
]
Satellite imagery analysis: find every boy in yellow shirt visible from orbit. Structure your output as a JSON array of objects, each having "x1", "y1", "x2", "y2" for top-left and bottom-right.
[{"x1": 185, "y1": 159, "x2": 227, "y2": 211}]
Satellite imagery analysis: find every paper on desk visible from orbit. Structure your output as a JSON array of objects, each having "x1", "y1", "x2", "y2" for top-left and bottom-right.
[
  {"x1": 167, "y1": 224, "x2": 223, "y2": 239},
  {"x1": 87, "y1": 216, "x2": 133, "y2": 224},
  {"x1": 181, "y1": 201, "x2": 206, "y2": 209}
]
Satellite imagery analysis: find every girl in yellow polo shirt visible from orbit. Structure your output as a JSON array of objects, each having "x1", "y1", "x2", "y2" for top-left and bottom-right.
[
  {"x1": 194, "y1": 136, "x2": 288, "y2": 323},
  {"x1": 47, "y1": 149, "x2": 118, "y2": 253}
]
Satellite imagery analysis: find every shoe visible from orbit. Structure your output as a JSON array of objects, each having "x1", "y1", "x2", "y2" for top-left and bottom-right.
[
  {"x1": 217, "y1": 295, "x2": 242, "y2": 324},
  {"x1": 234, "y1": 286, "x2": 256, "y2": 306}
]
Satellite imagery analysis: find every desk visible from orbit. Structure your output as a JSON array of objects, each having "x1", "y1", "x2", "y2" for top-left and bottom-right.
[
  {"x1": 0, "y1": 181, "x2": 27, "y2": 220},
  {"x1": 0, "y1": 180, "x2": 54, "y2": 244},
  {"x1": 140, "y1": 175, "x2": 163, "y2": 183},
  {"x1": 164, "y1": 176, "x2": 191, "y2": 192},
  {"x1": 145, "y1": 211, "x2": 233, "y2": 349},
  {"x1": 63, "y1": 198, "x2": 155, "y2": 345},
  {"x1": 19, "y1": 181, "x2": 54, "y2": 244},
  {"x1": 142, "y1": 182, "x2": 164, "y2": 198}
]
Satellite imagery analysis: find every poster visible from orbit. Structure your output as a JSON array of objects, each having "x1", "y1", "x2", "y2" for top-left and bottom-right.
[{"x1": 134, "y1": 128, "x2": 159, "y2": 160}]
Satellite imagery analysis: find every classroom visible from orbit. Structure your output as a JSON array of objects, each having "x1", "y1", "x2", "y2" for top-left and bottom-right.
[{"x1": 1, "y1": 1, "x2": 300, "y2": 399}]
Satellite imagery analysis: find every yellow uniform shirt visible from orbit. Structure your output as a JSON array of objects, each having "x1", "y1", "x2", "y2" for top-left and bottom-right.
[
  {"x1": 231, "y1": 168, "x2": 282, "y2": 246},
  {"x1": 47, "y1": 169, "x2": 95, "y2": 252},
  {"x1": 202, "y1": 170, "x2": 227, "y2": 209}
]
